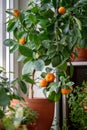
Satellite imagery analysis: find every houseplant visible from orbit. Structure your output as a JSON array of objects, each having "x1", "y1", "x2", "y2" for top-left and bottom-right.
[
  {"x1": 0, "y1": 102, "x2": 38, "y2": 130},
  {"x1": 68, "y1": 81, "x2": 87, "y2": 130},
  {"x1": 9, "y1": 102, "x2": 38, "y2": 130},
  {"x1": 3, "y1": 0, "x2": 87, "y2": 129},
  {"x1": 0, "y1": 66, "x2": 23, "y2": 120}
]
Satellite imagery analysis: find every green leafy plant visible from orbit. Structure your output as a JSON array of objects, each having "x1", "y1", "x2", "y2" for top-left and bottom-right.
[
  {"x1": 7, "y1": 102, "x2": 38, "y2": 128},
  {"x1": 0, "y1": 102, "x2": 38, "y2": 130},
  {"x1": 3, "y1": 0, "x2": 87, "y2": 101},
  {"x1": 0, "y1": 66, "x2": 23, "y2": 120},
  {"x1": 68, "y1": 81, "x2": 87, "y2": 130}
]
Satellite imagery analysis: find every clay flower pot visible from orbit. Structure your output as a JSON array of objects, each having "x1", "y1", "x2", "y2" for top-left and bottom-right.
[
  {"x1": 25, "y1": 98, "x2": 55, "y2": 130},
  {"x1": 70, "y1": 48, "x2": 87, "y2": 62}
]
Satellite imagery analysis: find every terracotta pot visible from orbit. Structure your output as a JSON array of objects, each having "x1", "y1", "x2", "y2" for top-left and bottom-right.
[
  {"x1": 70, "y1": 48, "x2": 87, "y2": 61},
  {"x1": 25, "y1": 98, "x2": 55, "y2": 130}
]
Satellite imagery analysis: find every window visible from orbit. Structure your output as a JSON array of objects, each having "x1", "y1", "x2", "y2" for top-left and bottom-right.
[{"x1": 0, "y1": 0, "x2": 18, "y2": 80}]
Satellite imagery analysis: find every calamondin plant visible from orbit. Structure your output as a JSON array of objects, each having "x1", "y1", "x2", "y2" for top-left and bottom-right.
[{"x1": 4, "y1": 0, "x2": 87, "y2": 101}]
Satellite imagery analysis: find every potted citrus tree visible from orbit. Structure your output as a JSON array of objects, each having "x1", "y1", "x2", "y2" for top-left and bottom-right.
[{"x1": 3, "y1": 0, "x2": 87, "y2": 129}]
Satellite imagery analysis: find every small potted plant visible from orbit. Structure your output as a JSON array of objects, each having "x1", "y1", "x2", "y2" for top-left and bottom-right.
[{"x1": 1, "y1": 102, "x2": 38, "y2": 130}]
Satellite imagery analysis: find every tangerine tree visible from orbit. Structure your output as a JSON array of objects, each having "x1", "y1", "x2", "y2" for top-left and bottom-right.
[{"x1": 4, "y1": 0, "x2": 87, "y2": 101}]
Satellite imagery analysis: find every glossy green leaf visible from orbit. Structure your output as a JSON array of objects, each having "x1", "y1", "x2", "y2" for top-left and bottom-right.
[
  {"x1": 33, "y1": 59, "x2": 45, "y2": 71},
  {"x1": 7, "y1": 21, "x2": 17, "y2": 32},
  {"x1": 48, "y1": 91, "x2": 61, "y2": 102},
  {"x1": 52, "y1": 55, "x2": 61, "y2": 67},
  {"x1": 22, "y1": 74, "x2": 35, "y2": 84},
  {"x1": 10, "y1": 44, "x2": 18, "y2": 53},
  {"x1": 17, "y1": 55, "x2": 25, "y2": 62},
  {"x1": 18, "y1": 80, "x2": 27, "y2": 94},
  {"x1": 19, "y1": 45, "x2": 33, "y2": 58},
  {"x1": 22, "y1": 61, "x2": 34, "y2": 75},
  {"x1": 3, "y1": 39, "x2": 17, "y2": 47},
  {"x1": 0, "y1": 88, "x2": 10, "y2": 106}
]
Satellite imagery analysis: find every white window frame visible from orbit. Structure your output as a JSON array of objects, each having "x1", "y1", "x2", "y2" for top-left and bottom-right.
[{"x1": 0, "y1": 0, "x2": 19, "y2": 80}]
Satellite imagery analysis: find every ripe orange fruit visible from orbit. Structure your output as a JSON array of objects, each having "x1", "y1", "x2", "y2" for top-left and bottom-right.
[
  {"x1": 39, "y1": 79, "x2": 48, "y2": 87},
  {"x1": 58, "y1": 7, "x2": 66, "y2": 14},
  {"x1": 45, "y1": 73, "x2": 55, "y2": 82},
  {"x1": 13, "y1": 10, "x2": 19, "y2": 17},
  {"x1": 19, "y1": 37, "x2": 26, "y2": 44},
  {"x1": 61, "y1": 88, "x2": 72, "y2": 94}
]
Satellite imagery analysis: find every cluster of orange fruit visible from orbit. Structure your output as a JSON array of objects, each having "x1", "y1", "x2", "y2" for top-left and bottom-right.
[{"x1": 39, "y1": 73, "x2": 55, "y2": 87}]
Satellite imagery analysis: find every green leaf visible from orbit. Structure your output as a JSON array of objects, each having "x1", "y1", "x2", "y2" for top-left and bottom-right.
[
  {"x1": 17, "y1": 55, "x2": 25, "y2": 62},
  {"x1": 7, "y1": 21, "x2": 17, "y2": 32},
  {"x1": 51, "y1": 55, "x2": 61, "y2": 67},
  {"x1": 10, "y1": 44, "x2": 18, "y2": 53},
  {"x1": 52, "y1": 0, "x2": 57, "y2": 8},
  {"x1": 3, "y1": 39, "x2": 17, "y2": 47},
  {"x1": 22, "y1": 61, "x2": 34, "y2": 75},
  {"x1": 6, "y1": 10, "x2": 14, "y2": 16},
  {"x1": 0, "y1": 88, "x2": 10, "y2": 106},
  {"x1": 58, "y1": 61, "x2": 67, "y2": 72},
  {"x1": 33, "y1": 59, "x2": 45, "y2": 71},
  {"x1": 22, "y1": 74, "x2": 35, "y2": 84},
  {"x1": 48, "y1": 91, "x2": 61, "y2": 102},
  {"x1": 73, "y1": 16, "x2": 82, "y2": 30},
  {"x1": 18, "y1": 80, "x2": 27, "y2": 94},
  {"x1": 19, "y1": 45, "x2": 33, "y2": 58},
  {"x1": 45, "y1": 67, "x2": 53, "y2": 73},
  {"x1": 48, "y1": 82, "x2": 59, "y2": 92}
]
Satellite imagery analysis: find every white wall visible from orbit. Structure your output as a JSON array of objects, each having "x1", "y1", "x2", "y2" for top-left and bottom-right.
[{"x1": 18, "y1": 0, "x2": 30, "y2": 9}]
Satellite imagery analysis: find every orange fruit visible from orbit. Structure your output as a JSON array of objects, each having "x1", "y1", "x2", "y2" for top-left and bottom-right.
[
  {"x1": 45, "y1": 73, "x2": 55, "y2": 82},
  {"x1": 13, "y1": 10, "x2": 19, "y2": 17},
  {"x1": 39, "y1": 79, "x2": 48, "y2": 87},
  {"x1": 19, "y1": 37, "x2": 26, "y2": 44},
  {"x1": 58, "y1": 7, "x2": 66, "y2": 14},
  {"x1": 61, "y1": 88, "x2": 72, "y2": 94}
]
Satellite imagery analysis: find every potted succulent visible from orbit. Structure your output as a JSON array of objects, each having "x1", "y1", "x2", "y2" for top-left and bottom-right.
[{"x1": 3, "y1": 0, "x2": 87, "y2": 129}]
